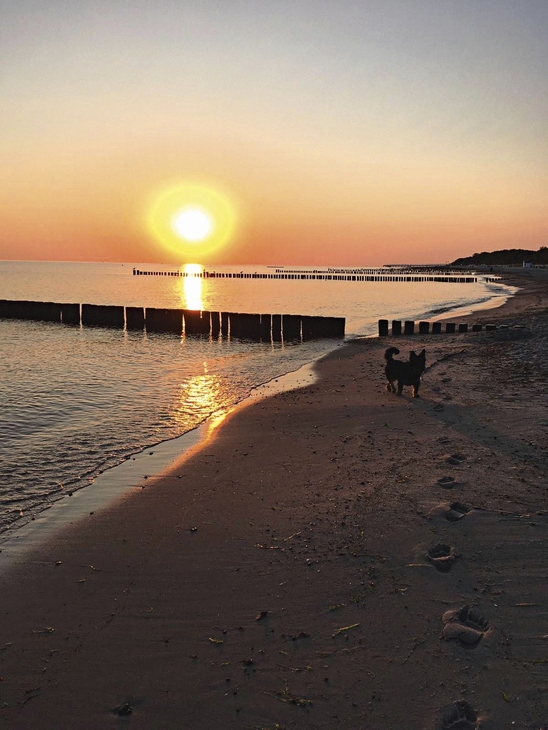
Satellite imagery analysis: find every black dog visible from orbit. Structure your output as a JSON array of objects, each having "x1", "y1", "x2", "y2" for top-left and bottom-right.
[{"x1": 384, "y1": 347, "x2": 426, "y2": 397}]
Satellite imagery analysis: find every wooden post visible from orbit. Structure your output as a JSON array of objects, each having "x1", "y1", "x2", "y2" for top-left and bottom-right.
[
  {"x1": 378, "y1": 319, "x2": 389, "y2": 336},
  {"x1": 272, "y1": 314, "x2": 282, "y2": 342},
  {"x1": 184, "y1": 310, "x2": 210, "y2": 335},
  {"x1": 282, "y1": 314, "x2": 301, "y2": 341},
  {"x1": 210, "y1": 311, "x2": 220, "y2": 338},
  {"x1": 445, "y1": 322, "x2": 456, "y2": 333},
  {"x1": 60, "y1": 303, "x2": 80, "y2": 325},
  {"x1": 392, "y1": 320, "x2": 402, "y2": 335},
  {"x1": 221, "y1": 312, "x2": 229, "y2": 337},
  {"x1": 145, "y1": 308, "x2": 183, "y2": 334},
  {"x1": 82, "y1": 304, "x2": 124, "y2": 328},
  {"x1": 432, "y1": 322, "x2": 442, "y2": 334},
  {"x1": 259, "y1": 314, "x2": 271, "y2": 341},
  {"x1": 404, "y1": 320, "x2": 415, "y2": 335},
  {"x1": 229, "y1": 313, "x2": 261, "y2": 340},
  {"x1": 418, "y1": 321, "x2": 429, "y2": 334},
  {"x1": 125, "y1": 306, "x2": 145, "y2": 330}
]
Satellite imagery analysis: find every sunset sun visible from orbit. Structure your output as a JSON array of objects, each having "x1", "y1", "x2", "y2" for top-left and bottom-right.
[
  {"x1": 148, "y1": 183, "x2": 236, "y2": 258},
  {"x1": 172, "y1": 208, "x2": 214, "y2": 242}
]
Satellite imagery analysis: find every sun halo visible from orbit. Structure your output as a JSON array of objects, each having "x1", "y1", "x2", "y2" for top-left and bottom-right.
[{"x1": 148, "y1": 183, "x2": 236, "y2": 258}]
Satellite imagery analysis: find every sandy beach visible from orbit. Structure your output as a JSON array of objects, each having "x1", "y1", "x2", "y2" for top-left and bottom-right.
[{"x1": 1, "y1": 271, "x2": 548, "y2": 729}]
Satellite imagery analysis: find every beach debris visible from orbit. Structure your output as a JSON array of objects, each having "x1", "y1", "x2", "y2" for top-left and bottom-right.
[
  {"x1": 54, "y1": 560, "x2": 62, "y2": 566},
  {"x1": 272, "y1": 683, "x2": 313, "y2": 707},
  {"x1": 502, "y1": 692, "x2": 511, "y2": 702},
  {"x1": 190, "y1": 526, "x2": 198, "y2": 532},
  {"x1": 113, "y1": 702, "x2": 133, "y2": 716},
  {"x1": 255, "y1": 611, "x2": 268, "y2": 621},
  {"x1": 433, "y1": 404, "x2": 444, "y2": 412},
  {"x1": 289, "y1": 665, "x2": 313, "y2": 673},
  {"x1": 284, "y1": 532, "x2": 301, "y2": 541},
  {"x1": 242, "y1": 658, "x2": 254, "y2": 666},
  {"x1": 427, "y1": 544, "x2": 458, "y2": 572},
  {"x1": 447, "y1": 454, "x2": 466, "y2": 465},
  {"x1": 208, "y1": 637, "x2": 223, "y2": 645},
  {"x1": 328, "y1": 603, "x2": 345, "y2": 611},
  {"x1": 332, "y1": 623, "x2": 359, "y2": 638},
  {"x1": 442, "y1": 605, "x2": 489, "y2": 646},
  {"x1": 32, "y1": 626, "x2": 54, "y2": 634}
]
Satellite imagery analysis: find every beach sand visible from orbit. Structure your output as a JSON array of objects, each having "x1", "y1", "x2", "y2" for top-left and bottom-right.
[{"x1": 1, "y1": 271, "x2": 548, "y2": 729}]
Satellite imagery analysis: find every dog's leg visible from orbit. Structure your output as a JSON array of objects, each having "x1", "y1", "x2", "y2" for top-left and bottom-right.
[
  {"x1": 412, "y1": 381, "x2": 421, "y2": 398},
  {"x1": 397, "y1": 380, "x2": 403, "y2": 396}
]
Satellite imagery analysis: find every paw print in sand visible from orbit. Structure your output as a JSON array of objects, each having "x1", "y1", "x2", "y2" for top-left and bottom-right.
[
  {"x1": 438, "y1": 699, "x2": 479, "y2": 729},
  {"x1": 442, "y1": 605, "x2": 489, "y2": 646}
]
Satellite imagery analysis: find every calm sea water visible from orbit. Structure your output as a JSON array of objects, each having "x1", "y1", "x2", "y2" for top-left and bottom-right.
[{"x1": 0, "y1": 261, "x2": 511, "y2": 533}]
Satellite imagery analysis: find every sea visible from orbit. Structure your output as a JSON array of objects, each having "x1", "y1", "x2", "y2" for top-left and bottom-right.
[{"x1": 0, "y1": 260, "x2": 513, "y2": 537}]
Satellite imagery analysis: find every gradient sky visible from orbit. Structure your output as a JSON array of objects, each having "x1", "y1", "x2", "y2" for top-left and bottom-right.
[{"x1": 1, "y1": 0, "x2": 547, "y2": 266}]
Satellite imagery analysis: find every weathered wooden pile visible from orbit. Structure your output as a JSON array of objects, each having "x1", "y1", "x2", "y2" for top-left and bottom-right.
[{"x1": 0, "y1": 300, "x2": 345, "y2": 341}]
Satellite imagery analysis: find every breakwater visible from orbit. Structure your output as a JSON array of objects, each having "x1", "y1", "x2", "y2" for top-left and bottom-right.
[
  {"x1": 132, "y1": 267, "x2": 477, "y2": 283},
  {"x1": 0, "y1": 300, "x2": 345, "y2": 341},
  {"x1": 378, "y1": 319, "x2": 514, "y2": 336}
]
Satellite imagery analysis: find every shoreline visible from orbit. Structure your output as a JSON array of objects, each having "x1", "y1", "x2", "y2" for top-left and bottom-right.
[
  {"x1": 2, "y1": 270, "x2": 547, "y2": 728},
  {"x1": 0, "y1": 357, "x2": 325, "y2": 567},
  {"x1": 0, "y1": 275, "x2": 516, "y2": 550}
]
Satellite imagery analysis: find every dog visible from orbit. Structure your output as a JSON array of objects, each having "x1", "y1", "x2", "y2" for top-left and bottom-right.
[{"x1": 384, "y1": 347, "x2": 426, "y2": 397}]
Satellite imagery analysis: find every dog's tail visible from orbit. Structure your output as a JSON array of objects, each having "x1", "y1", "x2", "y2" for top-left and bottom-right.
[{"x1": 384, "y1": 347, "x2": 400, "y2": 361}]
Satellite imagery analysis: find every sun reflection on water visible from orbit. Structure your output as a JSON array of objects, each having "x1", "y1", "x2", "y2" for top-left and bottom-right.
[
  {"x1": 181, "y1": 263, "x2": 204, "y2": 311},
  {"x1": 173, "y1": 370, "x2": 227, "y2": 430}
]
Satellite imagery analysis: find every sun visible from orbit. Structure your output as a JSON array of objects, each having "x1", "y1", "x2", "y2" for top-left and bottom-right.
[
  {"x1": 173, "y1": 208, "x2": 214, "y2": 242},
  {"x1": 147, "y1": 183, "x2": 236, "y2": 257}
]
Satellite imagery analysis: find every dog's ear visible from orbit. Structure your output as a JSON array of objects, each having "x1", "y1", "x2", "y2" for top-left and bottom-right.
[
  {"x1": 410, "y1": 351, "x2": 416, "y2": 357},
  {"x1": 420, "y1": 349, "x2": 426, "y2": 356}
]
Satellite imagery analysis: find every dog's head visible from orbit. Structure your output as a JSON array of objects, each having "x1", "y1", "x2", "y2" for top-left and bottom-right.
[{"x1": 409, "y1": 349, "x2": 426, "y2": 374}]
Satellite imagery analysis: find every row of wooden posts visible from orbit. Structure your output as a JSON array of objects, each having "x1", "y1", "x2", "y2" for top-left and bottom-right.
[
  {"x1": 133, "y1": 268, "x2": 477, "y2": 283},
  {"x1": 378, "y1": 319, "x2": 502, "y2": 336},
  {"x1": 0, "y1": 300, "x2": 345, "y2": 341}
]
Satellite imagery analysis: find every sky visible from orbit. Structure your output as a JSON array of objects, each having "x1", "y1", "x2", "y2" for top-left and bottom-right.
[{"x1": 1, "y1": 0, "x2": 547, "y2": 266}]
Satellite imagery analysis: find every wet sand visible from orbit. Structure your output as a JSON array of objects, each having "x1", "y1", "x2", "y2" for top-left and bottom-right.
[{"x1": 1, "y1": 271, "x2": 548, "y2": 729}]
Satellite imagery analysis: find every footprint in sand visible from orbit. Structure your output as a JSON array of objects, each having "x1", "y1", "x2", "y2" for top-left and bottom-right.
[
  {"x1": 438, "y1": 699, "x2": 479, "y2": 729},
  {"x1": 446, "y1": 502, "x2": 470, "y2": 521},
  {"x1": 442, "y1": 605, "x2": 489, "y2": 646},
  {"x1": 427, "y1": 543, "x2": 458, "y2": 572},
  {"x1": 437, "y1": 476, "x2": 456, "y2": 489},
  {"x1": 446, "y1": 454, "x2": 466, "y2": 465}
]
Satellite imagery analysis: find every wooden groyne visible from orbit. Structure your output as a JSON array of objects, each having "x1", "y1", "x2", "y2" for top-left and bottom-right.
[
  {"x1": 0, "y1": 300, "x2": 345, "y2": 342},
  {"x1": 132, "y1": 268, "x2": 477, "y2": 283},
  {"x1": 378, "y1": 319, "x2": 513, "y2": 336}
]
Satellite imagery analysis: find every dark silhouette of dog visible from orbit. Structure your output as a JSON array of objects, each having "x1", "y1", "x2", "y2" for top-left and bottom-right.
[{"x1": 384, "y1": 347, "x2": 426, "y2": 397}]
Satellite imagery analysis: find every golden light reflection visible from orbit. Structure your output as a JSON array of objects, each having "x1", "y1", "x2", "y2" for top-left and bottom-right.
[
  {"x1": 173, "y1": 373, "x2": 225, "y2": 430},
  {"x1": 181, "y1": 263, "x2": 204, "y2": 311}
]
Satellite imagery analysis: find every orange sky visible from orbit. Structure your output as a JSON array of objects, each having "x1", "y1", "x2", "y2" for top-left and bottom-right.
[{"x1": 1, "y1": 1, "x2": 547, "y2": 266}]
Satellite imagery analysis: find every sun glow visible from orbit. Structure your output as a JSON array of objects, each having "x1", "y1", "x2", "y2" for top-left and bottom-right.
[
  {"x1": 173, "y1": 209, "x2": 213, "y2": 242},
  {"x1": 148, "y1": 183, "x2": 236, "y2": 258}
]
